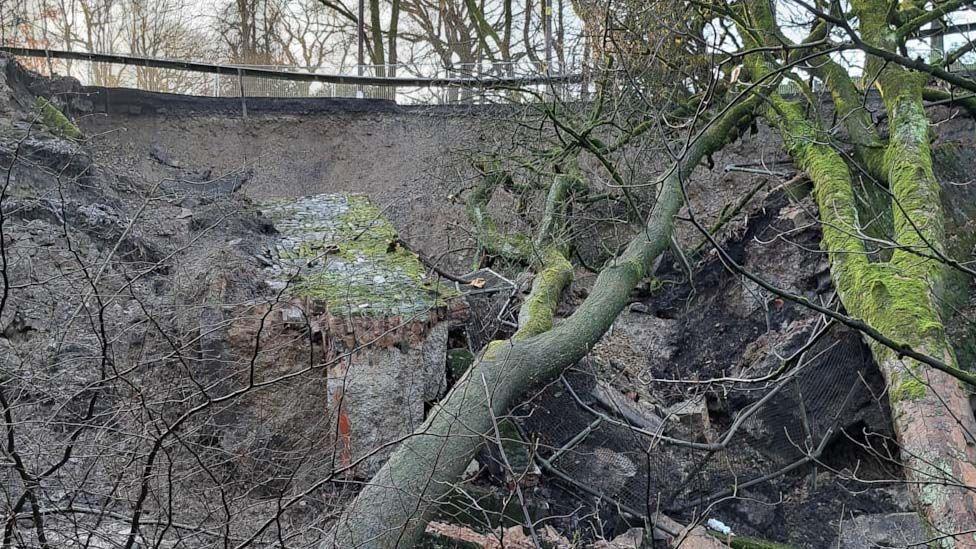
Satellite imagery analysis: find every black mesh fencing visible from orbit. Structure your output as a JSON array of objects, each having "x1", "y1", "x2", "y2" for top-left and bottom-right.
[{"x1": 510, "y1": 321, "x2": 891, "y2": 522}]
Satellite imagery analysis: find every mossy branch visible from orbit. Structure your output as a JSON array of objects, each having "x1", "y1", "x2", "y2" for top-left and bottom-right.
[
  {"x1": 922, "y1": 87, "x2": 976, "y2": 119},
  {"x1": 532, "y1": 172, "x2": 584, "y2": 253},
  {"x1": 465, "y1": 165, "x2": 532, "y2": 262},
  {"x1": 738, "y1": 0, "x2": 975, "y2": 387},
  {"x1": 514, "y1": 247, "x2": 573, "y2": 340},
  {"x1": 895, "y1": 0, "x2": 971, "y2": 41},
  {"x1": 735, "y1": 0, "x2": 886, "y2": 179}
]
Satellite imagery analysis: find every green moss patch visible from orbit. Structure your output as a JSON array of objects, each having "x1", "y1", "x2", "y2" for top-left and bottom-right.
[
  {"x1": 446, "y1": 348, "x2": 475, "y2": 380},
  {"x1": 33, "y1": 97, "x2": 83, "y2": 140},
  {"x1": 892, "y1": 379, "x2": 926, "y2": 401},
  {"x1": 262, "y1": 193, "x2": 457, "y2": 316}
]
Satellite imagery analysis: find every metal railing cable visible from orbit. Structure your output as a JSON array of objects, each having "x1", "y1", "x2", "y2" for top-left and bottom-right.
[{"x1": 0, "y1": 46, "x2": 582, "y2": 89}]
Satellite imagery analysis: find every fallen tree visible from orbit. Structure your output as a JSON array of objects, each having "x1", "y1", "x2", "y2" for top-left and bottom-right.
[
  {"x1": 323, "y1": 90, "x2": 766, "y2": 548},
  {"x1": 322, "y1": 1, "x2": 976, "y2": 545}
]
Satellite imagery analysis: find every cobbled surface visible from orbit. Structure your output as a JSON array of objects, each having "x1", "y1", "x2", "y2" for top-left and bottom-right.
[{"x1": 261, "y1": 193, "x2": 444, "y2": 316}]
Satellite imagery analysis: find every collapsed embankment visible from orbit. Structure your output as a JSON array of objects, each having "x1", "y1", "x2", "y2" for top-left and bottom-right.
[
  {"x1": 66, "y1": 83, "x2": 829, "y2": 274},
  {"x1": 3, "y1": 54, "x2": 976, "y2": 547}
]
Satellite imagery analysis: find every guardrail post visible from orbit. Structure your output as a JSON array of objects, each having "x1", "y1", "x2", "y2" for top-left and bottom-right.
[
  {"x1": 356, "y1": 64, "x2": 364, "y2": 99},
  {"x1": 237, "y1": 68, "x2": 247, "y2": 119}
]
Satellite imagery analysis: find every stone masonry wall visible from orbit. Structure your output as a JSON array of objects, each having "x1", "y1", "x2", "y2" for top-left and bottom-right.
[{"x1": 261, "y1": 193, "x2": 466, "y2": 475}]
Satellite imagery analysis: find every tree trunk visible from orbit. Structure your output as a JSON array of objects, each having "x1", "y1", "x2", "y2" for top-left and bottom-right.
[
  {"x1": 369, "y1": 0, "x2": 385, "y2": 77},
  {"x1": 464, "y1": 0, "x2": 502, "y2": 64},
  {"x1": 864, "y1": 73, "x2": 976, "y2": 547},
  {"x1": 734, "y1": 1, "x2": 976, "y2": 539},
  {"x1": 502, "y1": 0, "x2": 513, "y2": 72},
  {"x1": 388, "y1": 0, "x2": 399, "y2": 76},
  {"x1": 523, "y1": 0, "x2": 541, "y2": 69},
  {"x1": 759, "y1": 72, "x2": 976, "y2": 549}
]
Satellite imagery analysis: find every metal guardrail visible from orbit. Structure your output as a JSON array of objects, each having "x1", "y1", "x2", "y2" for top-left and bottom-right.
[
  {"x1": 2, "y1": 46, "x2": 583, "y2": 104},
  {"x1": 21, "y1": 46, "x2": 968, "y2": 105},
  {"x1": 0, "y1": 46, "x2": 581, "y2": 87}
]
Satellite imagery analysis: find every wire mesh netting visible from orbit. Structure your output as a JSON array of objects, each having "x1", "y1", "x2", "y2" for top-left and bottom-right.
[{"x1": 510, "y1": 320, "x2": 892, "y2": 522}]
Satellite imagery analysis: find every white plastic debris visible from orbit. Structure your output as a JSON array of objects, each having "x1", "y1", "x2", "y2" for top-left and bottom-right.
[
  {"x1": 462, "y1": 459, "x2": 480, "y2": 479},
  {"x1": 706, "y1": 518, "x2": 733, "y2": 536}
]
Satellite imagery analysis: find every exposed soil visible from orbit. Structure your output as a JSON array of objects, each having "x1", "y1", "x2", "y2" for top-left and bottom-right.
[{"x1": 2, "y1": 54, "x2": 975, "y2": 548}]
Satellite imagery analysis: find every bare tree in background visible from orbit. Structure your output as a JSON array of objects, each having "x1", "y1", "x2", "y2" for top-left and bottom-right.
[{"x1": 127, "y1": 0, "x2": 214, "y2": 92}]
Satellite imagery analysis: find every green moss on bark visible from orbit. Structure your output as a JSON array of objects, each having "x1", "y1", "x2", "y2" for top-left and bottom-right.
[
  {"x1": 465, "y1": 169, "x2": 532, "y2": 262},
  {"x1": 737, "y1": 17, "x2": 958, "y2": 403},
  {"x1": 891, "y1": 375, "x2": 927, "y2": 401},
  {"x1": 514, "y1": 247, "x2": 573, "y2": 340}
]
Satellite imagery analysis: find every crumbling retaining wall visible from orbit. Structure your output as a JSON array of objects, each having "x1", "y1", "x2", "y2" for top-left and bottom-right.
[{"x1": 260, "y1": 193, "x2": 467, "y2": 476}]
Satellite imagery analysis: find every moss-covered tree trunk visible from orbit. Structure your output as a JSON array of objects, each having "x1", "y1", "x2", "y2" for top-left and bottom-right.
[
  {"x1": 773, "y1": 87, "x2": 976, "y2": 547},
  {"x1": 320, "y1": 96, "x2": 761, "y2": 549},
  {"x1": 844, "y1": 3, "x2": 976, "y2": 542},
  {"x1": 857, "y1": 62, "x2": 976, "y2": 549},
  {"x1": 737, "y1": 0, "x2": 976, "y2": 540}
]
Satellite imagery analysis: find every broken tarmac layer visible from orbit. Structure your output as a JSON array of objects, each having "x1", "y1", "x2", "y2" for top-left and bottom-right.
[{"x1": 260, "y1": 193, "x2": 468, "y2": 476}]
